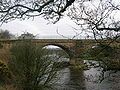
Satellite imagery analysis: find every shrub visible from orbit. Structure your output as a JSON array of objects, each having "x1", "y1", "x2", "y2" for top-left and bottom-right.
[
  {"x1": 0, "y1": 60, "x2": 11, "y2": 85},
  {"x1": 84, "y1": 44, "x2": 115, "y2": 60},
  {"x1": 8, "y1": 40, "x2": 60, "y2": 90}
]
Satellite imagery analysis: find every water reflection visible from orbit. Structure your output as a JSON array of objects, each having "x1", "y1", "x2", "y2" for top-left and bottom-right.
[
  {"x1": 54, "y1": 60, "x2": 120, "y2": 90},
  {"x1": 55, "y1": 68, "x2": 86, "y2": 90},
  {"x1": 68, "y1": 68, "x2": 86, "y2": 90}
]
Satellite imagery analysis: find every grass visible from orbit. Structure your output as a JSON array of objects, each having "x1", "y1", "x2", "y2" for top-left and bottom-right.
[
  {"x1": 0, "y1": 48, "x2": 10, "y2": 64},
  {"x1": 0, "y1": 85, "x2": 17, "y2": 90}
]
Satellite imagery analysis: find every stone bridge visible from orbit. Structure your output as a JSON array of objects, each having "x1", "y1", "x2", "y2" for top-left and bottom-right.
[{"x1": 0, "y1": 39, "x2": 120, "y2": 64}]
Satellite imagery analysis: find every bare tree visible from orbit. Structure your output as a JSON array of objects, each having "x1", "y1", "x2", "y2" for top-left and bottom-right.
[
  {"x1": 0, "y1": 0, "x2": 119, "y2": 39},
  {"x1": 0, "y1": 0, "x2": 76, "y2": 24},
  {"x1": 67, "y1": 0, "x2": 120, "y2": 40},
  {"x1": 67, "y1": 1, "x2": 120, "y2": 76}
]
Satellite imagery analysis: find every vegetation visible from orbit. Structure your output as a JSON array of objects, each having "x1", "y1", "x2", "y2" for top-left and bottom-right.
[
  {"x1": 0, "y1": 0, "x2": 119, "y2": 39},
  {"x1": 0, "y1": 60, "x2": 11, "y2": 86},
  {"x1": 0, "y1": 40, "x2": 62, "y2": 90},
  {"x1": 0, "y1": 0, "x2": 120, "y2": 88},
  {"x1": 0, "y1": 0, "x2": 75, "y2": 23},
  {"x1": 0, "y1": 29, "x2": 13, "y2": 39},
  {"x1": 18, "y1": 32, "x2": 35, "y2": 39},
  {"x1": 83, "y1": 44, "x2": 120, "y2": 70},
  {"x1": 84, "y1": 44, "x2": 114, "y2": 59}
]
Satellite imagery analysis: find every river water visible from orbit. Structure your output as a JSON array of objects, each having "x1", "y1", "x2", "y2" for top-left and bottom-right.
[{"x1": 54, "y1": 61, "x2": 120, "y2": 90}]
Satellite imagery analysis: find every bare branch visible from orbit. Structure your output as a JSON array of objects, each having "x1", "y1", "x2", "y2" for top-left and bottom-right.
[
  {"x1": 96, "y1": 27, "x2": 120, "y2": 32},
  {"x1": 0, "y1": 0, "x2": 76, "y2": 23}
]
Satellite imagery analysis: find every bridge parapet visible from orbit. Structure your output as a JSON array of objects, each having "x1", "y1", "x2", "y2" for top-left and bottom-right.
[{"x1": 0, "y1": 39, "x2": 120, "y2": 59}]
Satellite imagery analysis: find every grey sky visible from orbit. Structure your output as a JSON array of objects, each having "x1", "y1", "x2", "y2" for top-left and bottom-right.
[
  {"x1": 1, "y1": 16, "x2": 86, "y2": 39},
  {"x1": 2, "y1": 0, "x2": 118, "y2": 39}
]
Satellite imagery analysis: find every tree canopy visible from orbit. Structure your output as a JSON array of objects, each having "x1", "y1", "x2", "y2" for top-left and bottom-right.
[
  {"x1": 68, "y1": 0, "x2": 120, "y2": 39},
  {"x1": 0, "y1": 0, "x2": 75, "y2": 23},
  {"x1": 0, "y1": 29, "x2": 12, "y2": 39},
  {"x1": 0, "y1": 0, "x2": 120, "y2": 39},
  {"x1": 18, "y1": 32, "x2": 35, "y2": 39}
]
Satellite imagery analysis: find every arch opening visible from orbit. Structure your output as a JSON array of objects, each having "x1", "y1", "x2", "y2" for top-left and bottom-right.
[{"x1": 43, "y1": 44, "x2": 70, "y2": 62}]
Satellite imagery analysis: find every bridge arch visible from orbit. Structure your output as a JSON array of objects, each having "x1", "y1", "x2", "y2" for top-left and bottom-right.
[{"x1": 42, "y1": 44, "x2": 72, "y2": 58}]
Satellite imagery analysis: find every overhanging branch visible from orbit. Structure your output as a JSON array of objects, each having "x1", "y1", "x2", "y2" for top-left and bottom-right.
[
  {"x1": 96, "y1": 27, "x2": 120, "y2": 32},
  {"x1": 0, "y1": 0, "x2": 76, "y2": 23}
]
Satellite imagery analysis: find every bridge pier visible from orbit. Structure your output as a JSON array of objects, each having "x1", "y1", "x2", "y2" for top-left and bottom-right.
[{"x1": 69, "y1": 58, "x2": 84, "y2": 66}]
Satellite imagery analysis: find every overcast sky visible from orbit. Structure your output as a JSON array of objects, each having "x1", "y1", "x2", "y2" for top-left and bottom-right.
[
  {"x1": 0, "y1": 0, "x2": 120, "y2": 39},
  {"x1": 0, "y1": 16, "x2": 87, "y2": 39}
]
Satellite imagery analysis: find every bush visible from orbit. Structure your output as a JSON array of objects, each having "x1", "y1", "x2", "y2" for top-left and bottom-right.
[
  {"x1": 0, "y1": 60, "x2": 11, "y2": 85},
  {"x1": 8, "y1": 40, "x2": 60, "y2": 90},
  {"x1": 84, "y1": 44, "x2": 115, "y2": 60}
]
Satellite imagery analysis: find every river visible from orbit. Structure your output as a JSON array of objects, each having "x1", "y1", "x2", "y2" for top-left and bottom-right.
[{"x1": 53, "y1": 60, "x2": 120, "y2": 90}]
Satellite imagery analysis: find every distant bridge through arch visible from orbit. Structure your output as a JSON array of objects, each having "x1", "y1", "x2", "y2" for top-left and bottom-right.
[{"x1": 0, "y1": 39, "x2": 120, "y2": 64}]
